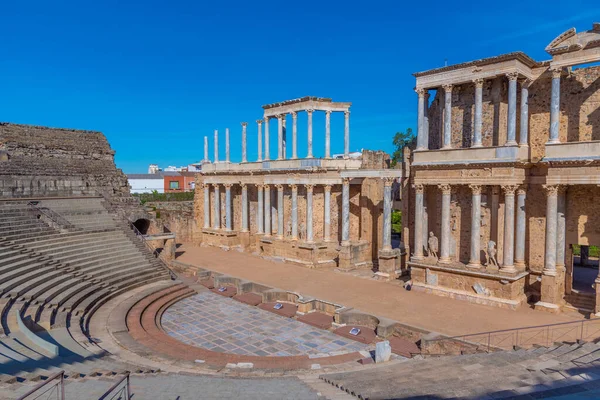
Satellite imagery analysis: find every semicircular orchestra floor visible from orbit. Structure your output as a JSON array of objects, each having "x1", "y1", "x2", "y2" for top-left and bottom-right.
[{"x1": 161, "y1": 292, "x2": 371, "y2": 357}]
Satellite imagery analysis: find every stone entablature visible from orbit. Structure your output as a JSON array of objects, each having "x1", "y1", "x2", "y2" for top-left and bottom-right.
[
  {"x1": 262, "y1": 96, "x2": 351, "y2": 116},
  {"x1": 201, "y1": 158, "x2": 362, "y2": 173}
]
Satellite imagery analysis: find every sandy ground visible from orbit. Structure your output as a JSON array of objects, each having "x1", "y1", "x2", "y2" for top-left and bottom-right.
[{"x1": 177, "y1": 243, "x2": 583, "y2": 337}]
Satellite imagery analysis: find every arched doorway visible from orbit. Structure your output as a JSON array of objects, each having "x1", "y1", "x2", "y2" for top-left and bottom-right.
[{"x1": 133, "y1": 218, "x2": 151, "y2": 235}]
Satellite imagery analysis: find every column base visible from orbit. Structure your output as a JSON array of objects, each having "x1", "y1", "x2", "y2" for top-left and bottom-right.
[
  {"x1": 546, "y1": 139, "x2": 560, "y2": 145},
  {"x1": 471, "y1": 143, "x2": 483, "y2": 148},
  {"x1": 504, "y1": 141, "x2": 517, "y2": 146},
  {"x1": 438, "y1": 257, "x2": 451, "y2": 264},
  {"x1": 466, "y1": 262, "x2": 482, "y2": 269},
  {"x1": 537, "y1": 267, "x2": 565, "y2": 312},
  {"x1": 533, "y1": 301, "x2": 561, "y2": 313},
  {"x1": 411, "y1": 255, "x2": 425, "y2": 262},
  {"x1": 239, "y1": 231, "x2": 250, "y2": 249},
  {"x1": 500, "y1": 265, "x2": 517, "y2": 273},
  {"x1": 514, "y1": 260, "x2": 526, "y2": 269}
]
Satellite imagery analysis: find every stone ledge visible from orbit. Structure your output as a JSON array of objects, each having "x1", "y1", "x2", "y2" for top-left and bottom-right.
[
  {"x1": 411, "y1": 282, "x2": 526, "y2": 310},
  {"x1": 409, "y1": 261, "x2": 529, "y2": 282}
]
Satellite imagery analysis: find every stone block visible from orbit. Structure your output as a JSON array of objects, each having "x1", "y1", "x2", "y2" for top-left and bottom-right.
[{"x1": 375, "y1": 341, "x2": 392, "y2": 363}]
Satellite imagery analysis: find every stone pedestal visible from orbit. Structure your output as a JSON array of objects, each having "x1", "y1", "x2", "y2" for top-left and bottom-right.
[
  {"x1": 338, "y1": 243, "x2": 354, "y2": 271},
  {"x1": 239, "y1": 231, "x2": 251, "y2": 249},
  {"x1": 163, "y1": 238, "x2": 176, "y2": 261},
  {"x1": 378, "y1": 249, "x2": 399, "y2": 281},
  {"x1": 535, "y1": 267, "x2": 565, "y2": 313}
]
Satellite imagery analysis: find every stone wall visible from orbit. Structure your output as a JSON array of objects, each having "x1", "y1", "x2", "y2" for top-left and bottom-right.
[
  {"x1": 0, "y1": 123, "x2": 134, "y2": 209},
  {"x1": 146, "y1": 201, "x2": 196, "y2": 243}
]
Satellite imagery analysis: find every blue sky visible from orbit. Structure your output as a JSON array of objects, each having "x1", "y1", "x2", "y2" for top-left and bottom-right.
[{"x1": 1, "y1": 1, "x2": 599, "y2": 173}]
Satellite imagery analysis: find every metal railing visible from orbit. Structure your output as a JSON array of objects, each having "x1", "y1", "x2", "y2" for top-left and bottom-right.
[
  {"x1": 128, "y1": 221, "x2": 177, "y2": 280},
  {"x1": 424, "y1": 318, "x2": 600, "y2": 355},
  {"x1": 98, "y1": 373, "x2": 131, "y2": 400},
  {"x1": 27, "y1": 201, "x2": 76, "y2": 230},
  {"x1": 17, "y1": 370, "x2": 65, "y2": 400}
]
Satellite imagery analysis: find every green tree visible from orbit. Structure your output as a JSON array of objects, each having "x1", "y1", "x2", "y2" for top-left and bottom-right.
[{"x1": 391, "y1": 128, "x2": 416, "y2": 166}]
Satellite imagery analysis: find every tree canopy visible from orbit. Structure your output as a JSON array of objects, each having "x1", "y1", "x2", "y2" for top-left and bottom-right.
[{"x1": 391, "y1": 128, "x2": 416, "y2": 166}]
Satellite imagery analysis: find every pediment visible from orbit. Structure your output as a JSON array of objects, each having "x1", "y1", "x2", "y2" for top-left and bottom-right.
[{"x1": 545, "y1": 23, "x2": 600, "y2": 55}]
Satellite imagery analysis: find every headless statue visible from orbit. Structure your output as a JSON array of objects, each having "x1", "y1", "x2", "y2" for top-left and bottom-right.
[
  {"x1": 428, "y1": 232, "x2": 439, "y2": 260},
  {"x1": 486, "y1": 240, "x2": 499, "y2": 268}
]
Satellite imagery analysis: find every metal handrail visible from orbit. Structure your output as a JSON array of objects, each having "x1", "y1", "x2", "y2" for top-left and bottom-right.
[
  {"x1": 128, "y1": 221, "x2": 177, "y2": 280},
  {"x1": 98, "y1": 373, "x2": 131, "y2": 400},
  {"x1": 426, "y1": 318, "x2": 600, "y2": 354},
  {"x1": 17, "y1": 370, "x2": 65, "y2": 400},
  {"x1": 28, "y1": 201, "x2": 75, "y2": 230}
]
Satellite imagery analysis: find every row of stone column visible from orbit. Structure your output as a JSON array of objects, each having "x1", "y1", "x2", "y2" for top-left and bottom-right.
[
  {"x1": 258, "y1": 110, "x2": 350, "y2": 161},
  {"x1": 412, "y1": 184, "x2": 527, "y2": 272},
  {"x1": 415, "y1": 73, "x2": 530, "y2": 150},
  {"x1": 202, "y1": 110, "x2": 351, "y2": 164},
  {"x1": 203, "y1": 180, "x2": 354, "y2": 245}
]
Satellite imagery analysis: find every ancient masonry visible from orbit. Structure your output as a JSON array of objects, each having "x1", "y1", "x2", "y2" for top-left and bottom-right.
[
  {"x1": 195, "y1": 96, "x2": 406, "y2": 275},
  {"x1": 406, "y1": 23, "x2": 600, "y2": 312}
]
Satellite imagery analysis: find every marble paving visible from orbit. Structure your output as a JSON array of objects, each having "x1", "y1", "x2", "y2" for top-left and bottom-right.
[{"x1": 161, "y1": 292, "x2": 370, "y2": 357}]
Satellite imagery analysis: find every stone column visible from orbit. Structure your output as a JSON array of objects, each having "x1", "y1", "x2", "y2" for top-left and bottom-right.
[
  {"x1": 506, "y1": 72, "x2": 518, "y2": 146},
  {"x1": 519, "y1": 80, "x2": 530, "y2": 146},
  {"x1": 257, "y1": 184, "x2": 264, "y2": 234},
  {"x1": 282, "y1": 114, "x2": 287, "y2": 159},
  {"x1": 306, "y1": 184, "x2": 314, "y2": 243},
  {"x1": 544, "y1": 185, "x2": 559, "y2": 274},
  {"x1": 442, "y1": 85, "x2": 453, "y2": 149},
  {"x1": 323, "y1": 185, "x2": 331, "y2": 242},
  {"x1": 412, "y1": 184, "x2": 425, "y2": 260},
  {"x1": 241, "y1": 184, "x2": 248, "y2": 232},
  {"x1": 416, "y1": 89, "x2": 427, "y2": 150},
  {"x1": 423, "y1": 92, "x2": 430, "y2": 150},
  {"x1": 325, "y1": 110, "x2": 331, "y2": 158},
  {"x1": 467, "y1": 185, "x2": 482, "y2": 268},
  {"x1": 224, "y1": 184, "x2": 232, "y2": 231},
  {"x1": 291, "y1": 112, "x2": 298, "y2": 159},
  {"x1": 382, "y1": 178, "x2": 394, "y2": 251},
  {"x1": 307, "y1": 109, "x2": 314, "y2": 158},
  {"x1": 264, "y1": 184, "x2": 271, "y2": 236},
  {"x1": 344, "y1": 110, "x2": 350, "y2": 158},
  {"x1": 439, "y1": 184, "x2": 451, "y2": 263},
  {"x1": 422, "y1": 189, "x2": 429, "y2": 255},
  {"x1": 501, "y1": 185, "x2": 517, "y2": 272},
  {"x1": 514, "y1": 186, "x2": 527, "y2": 268},
  {"x1": 214, "y1": 130, "x2": 219, "y2": 162},
  {"x1": 473, "y1": 79, "x2": 484, "y2": 148},
  {"x1": 225, "y1": 128, "x2": 230, "y2": 162},
  {"x1": 241, "y1": 122, "x2": 248, "y2": 162},
  {"x1": 256, "y1": 120, "x2": 263, "y2": 162},
  {"x1": 341, "y1": 178, "x2": 350, "y2": 246},
  {"x1": 213, "y1": 184, "x2": 220, "y2": 229},
  {"x1": 556, "y1": 186, "x2": 567, "y2": 269},
  {"x1": 203, "y1": 184, "x2": 210, "y2": 229},
  {"x1": 548, "y1": 68, "x2": 562, "y2": 144},
  {"x1": 277, "y1": 184, "x2": 284, "y2": 239},
  {"x1": 291, "y1": 184, "x2": 298, "y2": 240},
  {"x1": 264, "y1": 117, "x2": 270, "y2": 161},
  {"x1": 204, "y1": 136, "x2": 209, "y2": 162},
  {"x1": 277, "y1": 114, "x2": 283, "y2": 160}
]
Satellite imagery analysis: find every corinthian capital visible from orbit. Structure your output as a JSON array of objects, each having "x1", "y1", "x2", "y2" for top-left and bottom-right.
[
  {"x1": 506, "y1": 72, "x2": 519, "y2": 81},
  {"x1": 413, "y1": 184, "x2": 424, "y2": 194},
  {"x1": 241, "y1": 122, "x2": 248, "y2": 127},
  {"x1": 550, "y1": 68, "x2": 562, "y2": 79},
  {"x1": 383, "y1": 177, "x2": 395, "y2": 187},
  {"x1": 438, "y1": 184, "x2": 452, "y2": 195},
  {"x1": 469, "y1": 184, "x2": 482, "y2": 195},
  {"x1": 442, "y1": 84, "x2": 453, "y2": 93},
  {"x1": 415, "y1": 88, "x2": 427, "y2": 97},
  {"x1": 502, "y1": 185, "x2": 518, "y2": 195},
  {"x1": 543, "y1": 184, "x2": 559, "y2": 196},
  {"x1": 473, "y1": 78, "x2": 484, "y2": 88},
  {"x1": 256, "y1": 119, "x2": 263, "y2": 125}
]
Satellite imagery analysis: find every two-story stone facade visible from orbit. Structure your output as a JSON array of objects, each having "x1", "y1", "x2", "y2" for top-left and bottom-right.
[{"x1": 407, "y1": 23, "x2": 600, "y2": 313}]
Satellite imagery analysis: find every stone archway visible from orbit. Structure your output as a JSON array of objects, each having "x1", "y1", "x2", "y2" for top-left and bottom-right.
[{"x1": 133, "y1": 218, "x2": 151, "y2": 235}]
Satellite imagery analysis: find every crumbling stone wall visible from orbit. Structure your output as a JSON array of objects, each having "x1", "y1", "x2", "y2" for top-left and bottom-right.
[
  {"x1": 146, "y1": 201, "x2": 196, "y2": 243},
  {"x1": 0, "y1": 123, "x2": 134, "y2": 209}
]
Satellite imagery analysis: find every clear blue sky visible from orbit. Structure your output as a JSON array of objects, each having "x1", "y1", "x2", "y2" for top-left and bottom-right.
[{"x1": 1, "y1": 1, "x2": 598, "y2": 173}]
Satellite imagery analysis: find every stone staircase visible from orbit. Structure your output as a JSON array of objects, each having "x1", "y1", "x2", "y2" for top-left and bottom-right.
[
  {"x1": 0, "y1": 197, "x2": 173, "y2": 394},
  {"x1": 321, "y1": 341, "x2": 600, "y2": 399},
  {"x1": 565, "y1": 291, "x2": 596, "y2": 314}
]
